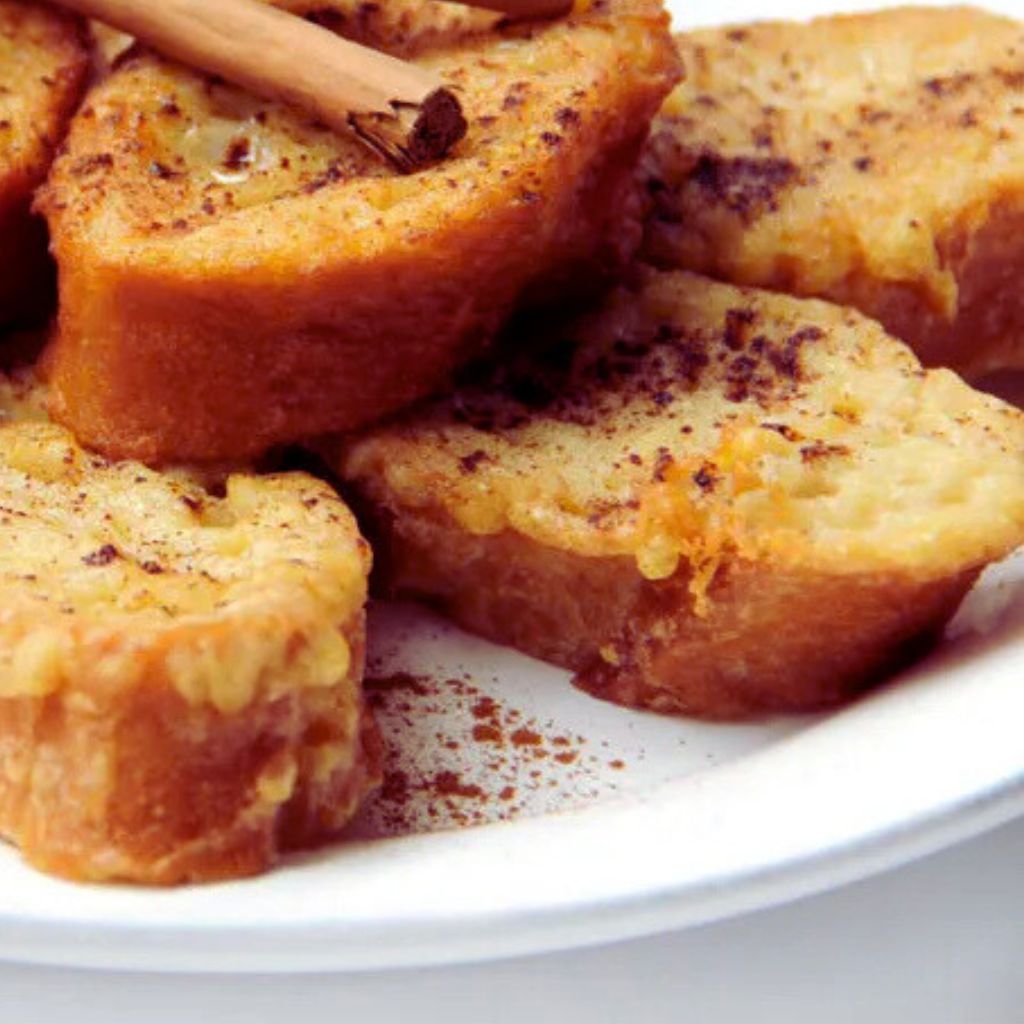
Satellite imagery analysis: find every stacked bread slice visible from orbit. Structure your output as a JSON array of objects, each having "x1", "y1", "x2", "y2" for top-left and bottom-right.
[
  {"x1": 0, "y1": 1, "x2": 86, "y2": 325},
  {"x1": 38, "y1": 0, "x2": 681, "y2": 462},
  {"x1": 340, "y1": 269, "x2": 1024, "y2": 717},
  {"x1": 641, "y1": 7, "x2": 1024, "y2": 379},
  {"x1": 0, "y1": 367, "x2": 380, "y2": 883}
]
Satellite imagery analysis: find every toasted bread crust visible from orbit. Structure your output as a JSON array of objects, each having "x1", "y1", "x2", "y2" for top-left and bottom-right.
[
  {"x1": 357, "y1": 512, "x2": 978, "y2": 718},
  {"x1": 0, "y1": 2, "x2": 87, "y2": 325},
  {"x1": 641, "y1": 7, "x2": 1024, "y2": 378},
  {"x1": 0, "y1": 375, "x2": 379, "y2": 883},
  {"x1": 342, "y1": 270, "x2": 1024, "y2": 718},
  {"x1": 39, "y1": 0, "x2": 680, "y2": 463},
  {"x1": 0, "y1": 627, "x2": 381, "y2": 884}
]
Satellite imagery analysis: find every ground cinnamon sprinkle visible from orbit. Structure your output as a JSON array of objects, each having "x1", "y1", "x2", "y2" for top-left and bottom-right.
[
  {"x1": 471, "y1": 696, "x2": 498, "y2": 720},
  {"x1": 365, "y1": 672, "x2": 429, "y2": 699},
  {"x1": 472, "y1": 723, "x2": 502, "y2": 743},
  {"x1": 510, "y1": 727, "x2": 543, "y2": 747},
  {"x1": 355, "y1": 670, "x2": 630, "y2": 838},
  {"x1": 379, "y1": 768, "x2": 410, "y2": 803},
  {"x1": 432, "y1": 770, "x2": 484, "y2": 799}
]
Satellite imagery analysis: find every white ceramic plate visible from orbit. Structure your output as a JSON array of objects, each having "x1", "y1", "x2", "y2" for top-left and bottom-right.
[{"x1": 1, "y1": 0, "x2": 1022, "y2": 975}]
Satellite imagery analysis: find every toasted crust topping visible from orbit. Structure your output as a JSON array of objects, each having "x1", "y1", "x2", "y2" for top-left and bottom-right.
[
  {"x1": 343, "y1": 270, "x2": 1024, "y2": 588},
  {"x1": 0, "y1": 1, "x2": 86, "y2": 185},
  {"x1": 0, "y1": 2, "x2": 87, "y2": 325},
  {"x1": 37, "y1": 0, "x2": 680, "y2": 462},
  {"x1": 641, "y1": 7, "x2": 1024, "y2": 373},
  {"x1": 0, "y1": 371, "x2": 370, "y2": 711},
  {"x1": 41, "y1": 0, "x2": 677, "y2": 262},
  {"x1": 0, "y1": 369, "x2": 380, "y2": 884}
]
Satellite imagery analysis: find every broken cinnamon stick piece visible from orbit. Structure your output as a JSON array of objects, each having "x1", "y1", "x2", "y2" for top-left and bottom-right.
[
  {"x1": 459, "y1": 0, "x2": 573, "y2": 21},
  {"x1": 56, "y1": 0, "x2": 467, "y2": 171}
]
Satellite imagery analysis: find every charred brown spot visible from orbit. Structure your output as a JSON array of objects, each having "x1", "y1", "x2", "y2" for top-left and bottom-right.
[
  {"x1": 689, "y1": 153, "x2": 798, "y2": 222},
  {"x1": 502, "y1": 82, "x2": 529, "y2": 111},
  {"x1": 723, "y1": 307, "x2": 757, "y2": 350},
  {"x1": 83, "y1": 545, "x2": 119, "y2": 567},
  {"x1": 994, "y1": 67, "x2": 1024, "y2": 90},
  {"x1": 769, "y1": 325, "x2": 824, "y2": 380},
  {"x1": 652, "y1": 447, "x2": 675, "y2": 482},
  {"x1": 302, "y1": 162, "x2": 344, "y2": 194},
  {"x1": 923, "y1": 72, "x2": 977, "y2": 96},
  {"x1": 223, "y1": 138, "x2": 252, "y2": 171},
  {"x1": 692, "y1": 463, "x2": 718, "y2": 492},
  {"x1": 800, "y1": 440, "x2": 851, "y2": 463},
  {"x1": 725, "y1": 353, "x2": 767, "y2": 402},
  {"x1": 70, "y1": 152, "x2": 113, "y2": 176},
  {"x1": 458, "y1": 449, "x2": 490, "y2": 474},
  {"x1": 150, "y1": 161, "x2": 178, "y2": 180},
  {"x1": 761, "y1": 421, "x2": 801, "y2": 442}
]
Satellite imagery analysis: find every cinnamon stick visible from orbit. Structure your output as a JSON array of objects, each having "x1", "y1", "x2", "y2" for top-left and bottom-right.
[
  {"x1": 56, "y1": 0, "x2": 466, "y2": 171},
  {"x1": 460, "y1": 0, "x2": 573, "y2": 21}
]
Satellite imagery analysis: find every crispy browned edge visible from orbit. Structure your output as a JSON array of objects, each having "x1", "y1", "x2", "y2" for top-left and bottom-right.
[
  {"x1": 649, "y1": 195, "x2": 1024, "y2": 380},
  {"x1": 362, "y1": 506, "x2": 978, "y2": 720},
  {"x1": 38, "y1": 5, "x2": 681, "y2": 463},
  {"x1": 0, "y1": 5, "x2": 88, "y2": 326},
  {"x1": 0, "y1": 617, "x2": 381, "y2": 885},
  {"x1": 826, "y1": 200, "x2": 1024, "y2": 378}
]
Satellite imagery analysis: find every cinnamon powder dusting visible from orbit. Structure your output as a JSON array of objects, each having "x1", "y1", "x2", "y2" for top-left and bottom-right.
[{"x1": 354, "y1": 671, "x2": 630, "y2": 837}]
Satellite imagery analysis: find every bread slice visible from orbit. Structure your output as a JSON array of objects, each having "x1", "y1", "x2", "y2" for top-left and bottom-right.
[
  {"x1": 0, "y1": 1, "x2": 87, "y2": 325},
  {"x1": 340, "y1": 269, "x2": 1024, "y2": 719},
  {"x1": 0, "y1": 370, "x2": 380, "y2": 884},
  {"x1": 641, "y1": 7, "x2": 1024, "y2": 380},
  {"x1": 37, "y1": 0, "x2": 680, "y2": 464}
]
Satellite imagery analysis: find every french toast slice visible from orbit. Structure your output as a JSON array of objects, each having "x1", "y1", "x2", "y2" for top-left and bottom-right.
[
  {"x1": 0, "y1": 370, "x2": 380, "y2": 884},
  {"x1": 642, "y1": 7, "x2": 1024, "y2": 380},
  {"x1": 0, "y1": 1, "x2": 87, "y2": 325},
  {"x1": 38, "y1": 0, "x2": 680, "y2": 464},
  {"x1": 340, "y1": 269, "x2": 1024, "y2": 719}
]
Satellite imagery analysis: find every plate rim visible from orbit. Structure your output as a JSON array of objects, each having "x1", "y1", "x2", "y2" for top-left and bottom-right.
[
  {"x1": 0, "y1": 772, "x2": 1020, "y2": 974},
  {"x1": 0, "y1": 613, "x2": 1020, "y2": 974}
]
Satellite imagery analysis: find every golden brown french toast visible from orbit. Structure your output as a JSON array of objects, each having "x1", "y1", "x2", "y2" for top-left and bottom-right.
[
  {"x1": 0, "y1": 1, "x2": 87, "y2": 325},
  {"x1": 642, "y1": 7, "x2": 1024, "y2": 379},
  {"x1": 0, "y1": 370, "x2": 380, "y2": 884},
  {"x1": 38, "y1": 0, "x2": 680, "y2": 464},
  {"x1": 340, "y1": 269, "x2": 1024, "y2": 719}
]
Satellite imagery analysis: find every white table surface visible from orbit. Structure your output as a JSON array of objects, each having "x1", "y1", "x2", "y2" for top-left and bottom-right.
[{"x1": 3, "y1": 818, "x2": 1020, "y2": 1024}]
